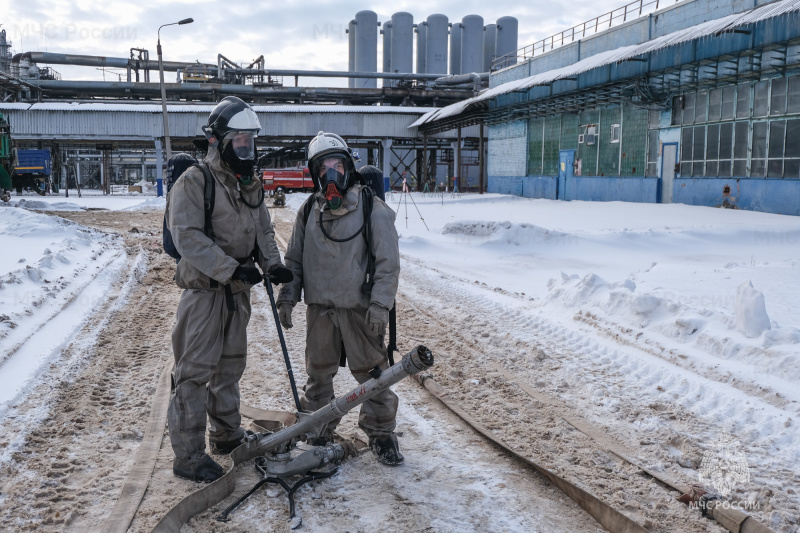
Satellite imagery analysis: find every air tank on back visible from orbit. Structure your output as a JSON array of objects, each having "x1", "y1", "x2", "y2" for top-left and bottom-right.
[
  {"x1": 415, "y1": 22, "x2": 427, "y2": 74},
  {"x1": 390, "y1": 12, "x2": 413, "y2": 79},
  {"x1": 426, "y1": 14, "x2": 448, "y2": 76},
  {"x1": 449, "y1": 22, "x2": 461, "y2": 75},
  {"x1": 460, "y1": 15, "x2": 483, "y2": 74},
  {"x1": 483, "y1": 24, "x2": 497, "y2": 73},
  {"x1": 355, "y1": 10, "x2": 378, "y2": 89},
  {"x1": 495, "y1": 16, "x2": 519, "y2": 68},
  {"x1": 381, "y1": 21, "x2": 392, "y2": 87},
  {"x1": 347, "y1": 20, "x2": 356, "y2": 88}
]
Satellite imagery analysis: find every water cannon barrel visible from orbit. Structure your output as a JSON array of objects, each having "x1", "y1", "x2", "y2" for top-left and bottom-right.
[{"x1": 248, "y1": 345, "x2": 434, "y2": 456}]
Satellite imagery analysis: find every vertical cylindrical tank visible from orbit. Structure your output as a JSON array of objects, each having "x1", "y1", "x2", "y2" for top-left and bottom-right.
[
  {"x1": 390, "y1": 12, "x2": 413, "y2": 76},
  {"x1": 381, "y1": 21, "x2": 392, "y2": 87},
  {"x1": 495, "y1": 16, "x2": 519, "y2": 68},
  {"x1": 449, "y1": 23, "x2": 461, "y2": 75},
  {"x1": 415, "y1": 22, "x2": 427, "y2": 74},
  {"x1": 426, "y1": 14, "x2": 448, "y2": 76},
  {"x1": 355, "y1": 10, "x2": 378, "y2": 89},
  {"x1": 483, "y1": 24, "x2": 497, "y2": 73},
  {"x1": 347, "y1": 20, "x2": 356, "y2": 88},
  {"x1": 460, "y1": 15, "x2": 483, "y2": 74}
]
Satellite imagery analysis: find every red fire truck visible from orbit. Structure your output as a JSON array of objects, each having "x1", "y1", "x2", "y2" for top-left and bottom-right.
[{"x1": 261, "y1": 168, "x2": 314, "y2": 193}]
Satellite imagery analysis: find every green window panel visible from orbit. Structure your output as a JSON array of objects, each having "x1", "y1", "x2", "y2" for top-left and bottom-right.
[
  {"x1": 560, "y1": 114, "x2": 579, "y2": 151},
  {"x1": 528, "y1": 118, "x2": 544, "y2": 175},
  {"x1": 621, "y1": 106, "x2": 648, "y2": 176},
  {"x1": 543, "y1": 116, "x2": 561, "y2": 175},
  {"x1": 598, "y1": 106, "x2": 620, "y2": 176}
]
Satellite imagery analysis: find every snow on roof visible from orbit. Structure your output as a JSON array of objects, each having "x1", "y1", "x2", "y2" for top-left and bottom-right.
[
  {"x1": 0, "y1": 102, "x2": 436, "y2": 114},
  {"x1": 411, "y1": 0, "x2": 800, "y2": 128}
]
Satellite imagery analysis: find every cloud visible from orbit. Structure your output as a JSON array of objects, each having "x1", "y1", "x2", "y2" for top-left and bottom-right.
[{"x1": 4, "y1": 0, "x2": 627, "y2": 86}]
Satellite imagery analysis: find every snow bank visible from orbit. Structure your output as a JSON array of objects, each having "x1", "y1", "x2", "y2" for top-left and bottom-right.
[{"x1": 0, "y1": 207, "x2": 126, "y2": 412}]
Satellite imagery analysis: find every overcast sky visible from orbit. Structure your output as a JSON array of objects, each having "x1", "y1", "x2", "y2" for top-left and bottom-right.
[{"x1": 3, "y1": 0, "x2": 632, "y2": 87}]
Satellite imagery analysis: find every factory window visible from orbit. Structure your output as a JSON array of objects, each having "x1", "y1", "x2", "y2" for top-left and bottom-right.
[
  {"x1": 649, "y1": 109, "x2": 660, "y2": 129},
  {"x1": 788, "y1": 76, "x2": 800, "y2": 114},
  {"x1": 785, "y1": 119, "x2": 800, "y2": 178},
  {"x1": 683, "y1": 92, "x2": 696, "y2": 125},
  {"x1": 718, "y1": 122, "x2": 733, "y2": 177},
  {"x1": 705, "y1": 124, "x2": 720, "y2": 176},
  {"x1": 736, "y1": 82, "x2": 751, "y2": 119},
  {"x1": 753, "y1": 81, "x2": 770, "y2": 118},
  {"x1": 770, "y1": 78, "x2": 787, "y2": 116},
  {"x1": 751, "y1": 121, "x2": 768, "y2": 177},
  {"x1": 695, "y1": 90, "x2": 708, "y2": 123},
  {"x1": 610, "y1": 124, "x2": 620, "y2": 143},
  {"x1": 733, "y1": 122, "x2": 749, "y2": 176},
  {"x1": 761, "y1": 119, "x2": 800, "y2": 178},
  {"x1": 768, "y1": 121, "x2": 786, "y2": 177},
  {"x1": 680, "y1": 126, "x2": 706, "y2": 177},
  {"x1": 671, "y1": 96, "x2": 682, "y2": 126},
  {"x1": 721, "y1": 86, "x2": 736, "y2": 121},
  {"x1": 708, "y1": 88, "x2": 722, "y2": 122}
]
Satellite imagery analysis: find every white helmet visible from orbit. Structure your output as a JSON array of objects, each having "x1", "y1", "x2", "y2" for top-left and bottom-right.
[{"x1": 307, "y1": 131, "x2": 358, "y2": 191}]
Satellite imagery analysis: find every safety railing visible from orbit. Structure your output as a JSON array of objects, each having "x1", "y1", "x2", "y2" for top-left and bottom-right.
[{"x1": 491, "y1": 0, "x2": 683, "y2": 71}]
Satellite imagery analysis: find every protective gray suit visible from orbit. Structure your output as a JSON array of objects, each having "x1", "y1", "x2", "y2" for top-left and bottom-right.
[
  {"x1": 278, "y1": 184, "x2": 400, "y2": 437},
  {"x1": 166, "y1": 147, "x2": 281, "y2": 460}
]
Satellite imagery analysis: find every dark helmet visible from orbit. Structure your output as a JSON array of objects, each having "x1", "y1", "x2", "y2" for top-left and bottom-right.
[
  {"x1": 166, "y1": 152, "x2": 198, "y2": 193},
  {"x1": 202, "y1": 96, "x2": 261, "y2": 177}
]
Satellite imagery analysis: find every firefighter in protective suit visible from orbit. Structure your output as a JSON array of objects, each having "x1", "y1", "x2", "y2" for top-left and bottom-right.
[
  {"x1": 277, "y1": 132, "x2": 404, "y2": 465},
  {"x1": 167, "y1": 96, "x2": 293, "y2": 482}
]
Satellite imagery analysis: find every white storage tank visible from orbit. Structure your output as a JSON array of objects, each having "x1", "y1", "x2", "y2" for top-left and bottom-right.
[
  {"x1": 449, "y1": 22, "x2": 461, "y2": 75},
  {"x1": 426, "y1": 14, "x2": 449, "y2": 76},
  {"x1": 460, "y1": 15, "x2": 483, "y2": 74},
  {"x1": 355, "y1": 10, "x2": 378, "y2": 89},
  {"x1": 495, "y1": 16, "x2": 519, "y2": 68}
]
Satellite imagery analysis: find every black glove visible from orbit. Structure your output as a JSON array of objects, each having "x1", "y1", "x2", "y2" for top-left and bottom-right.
[
  {"x1": 268, "y1": 265, "x2": 294, "y2": 285},
  {"x1": 231, "y1": 266, "x2": 263, "y2": 285}
]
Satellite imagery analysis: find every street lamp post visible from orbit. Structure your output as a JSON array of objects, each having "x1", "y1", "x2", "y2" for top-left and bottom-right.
[{"x1": 157, "y1": 17, "x2": 193, "y2": 196}]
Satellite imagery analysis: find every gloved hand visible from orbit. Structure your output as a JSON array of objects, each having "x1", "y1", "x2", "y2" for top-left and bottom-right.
[
  {"x1": 365, "y1": 303, "x2": 390, "y2": 336},
  {"x1": 268, "y1": 264, "x2": 294, "y2": 285},
  {"x1": 231, "y1": 266, "x2": 263, "y2": 285},
  {"x1": 277, "y1": 302, "x2": 294, "y2": 329}
]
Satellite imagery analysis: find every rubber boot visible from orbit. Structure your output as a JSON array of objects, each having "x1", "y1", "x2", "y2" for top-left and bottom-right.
[
  {"x1": 210, "y1": 430, "x2": 256, "y2": 455},
  {"x1": 173, "y1": 452, "x2": 224, "y2": 482},
  {"x1": 369, "y1": 433, "x2": 404, "y2": 466}
]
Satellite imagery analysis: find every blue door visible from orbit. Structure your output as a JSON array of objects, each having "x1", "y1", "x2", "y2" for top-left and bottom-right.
[{"x1": 558, "y1": 150, "x2": 575, "y2": 200}]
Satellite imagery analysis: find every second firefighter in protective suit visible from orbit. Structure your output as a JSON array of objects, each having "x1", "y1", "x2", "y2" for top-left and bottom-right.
[{"x1": 277, "y1": 132, "x2": 404, "y2": 465}]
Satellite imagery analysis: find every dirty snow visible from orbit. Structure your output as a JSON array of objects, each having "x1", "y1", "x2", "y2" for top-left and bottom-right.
[{"x1": 0, "y1": 188, "x2": 798, "y2": 531}]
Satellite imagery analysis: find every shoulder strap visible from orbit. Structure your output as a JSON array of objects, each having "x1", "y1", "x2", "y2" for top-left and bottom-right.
[{"x1": 192, "y1": 163, "x2": 216, "y2": 242}]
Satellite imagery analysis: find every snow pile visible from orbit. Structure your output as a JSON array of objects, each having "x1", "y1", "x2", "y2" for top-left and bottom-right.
[
  {"x1": 443, "y1": 220, "x2": 573, "y2": 246},
  {"x1": 0, "y1": 206, "x2": 126, "y2": 414},
  {"x1": 544, "y1": 270, "x2": 800, "y2": 385},
  {"x1": 735, "y1": 281, "x2": 771, "y2": 338}
]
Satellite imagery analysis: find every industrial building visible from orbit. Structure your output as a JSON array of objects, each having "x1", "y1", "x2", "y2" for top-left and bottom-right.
[
  {"x1": 0, "y1": 11, "x2": 519, "y2": 194},
  {"x1": 414, "y1": 0, "x2": 800, "y2": 216}
]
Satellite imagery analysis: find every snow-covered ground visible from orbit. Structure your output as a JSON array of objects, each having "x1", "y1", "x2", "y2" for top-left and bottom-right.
[{"x1": 1, "y1": 189, "x2": 798, "y2": 530}]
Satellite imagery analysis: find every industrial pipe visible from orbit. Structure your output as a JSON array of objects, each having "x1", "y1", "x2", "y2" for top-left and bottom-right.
[{"x1": 245, "y1": 345, "x2": 434, "y2": 457}]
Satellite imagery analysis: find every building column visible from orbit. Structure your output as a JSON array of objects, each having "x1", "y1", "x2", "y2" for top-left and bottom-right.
[
  {"x1": 381, "y1": 138, "x2": 393, "y2": 182},
  {"x1": 155, "y1": 138, "x2": 164, "y2": 197}
]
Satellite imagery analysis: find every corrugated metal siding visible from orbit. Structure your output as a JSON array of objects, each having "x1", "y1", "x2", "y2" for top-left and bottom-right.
[{"x1": 0, "y1": 106, "x2": 431, "y2": 140}]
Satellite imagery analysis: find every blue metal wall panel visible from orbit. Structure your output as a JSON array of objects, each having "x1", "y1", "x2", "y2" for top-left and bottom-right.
[
  {"x1": 672, "y1": 178, "x2": 800, "y2": 215},
  {"x1": 522, "y1": 176, "x2": 558, "y2": 199},
  {"x1": 488, "y1": 175, "x2": 524, "y2": 195},
  {"x1": 649, "y1": 42, "x2": 695, "y2": 70},
  {"x1": 609, "y1": 60, "x2": 648, "y2": 82},
  {"x1": 551, "y1": 79, "x2": 577, "y2": 96},
  {"x1": 564, "y1": 176, "x2": 658, "y2": 202},
  {"x1": 579, "y1": 66, "x2": 610, "y2": 89}
]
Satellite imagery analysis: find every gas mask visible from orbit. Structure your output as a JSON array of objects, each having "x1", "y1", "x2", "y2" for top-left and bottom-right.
[
  {"x1": 317, "y1": 156, "x2": 350, "y2": 210},
  {"x1": 220, "y1": 131, "x2": 257, "y2": 181}
]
